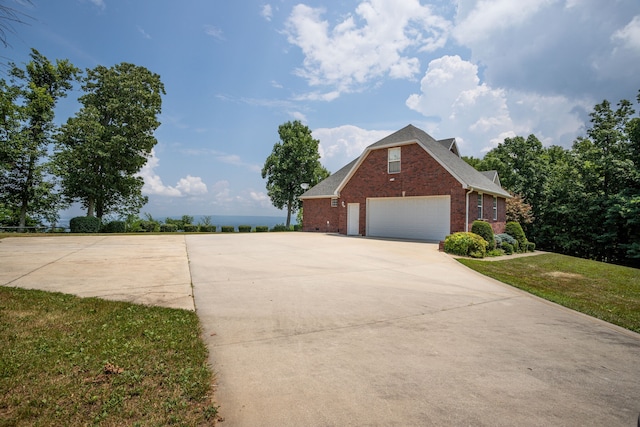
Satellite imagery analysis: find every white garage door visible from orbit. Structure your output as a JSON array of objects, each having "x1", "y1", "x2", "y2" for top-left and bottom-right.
[{"x1": 367, "y1": 196, "x2": 450, "y2": 241}]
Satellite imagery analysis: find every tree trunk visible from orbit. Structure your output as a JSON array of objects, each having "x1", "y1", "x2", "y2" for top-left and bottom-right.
[
  {"x1": 18, "y1": 153, "x2": 37, "y2": 232},
  {"x1": 286, "y1": 202, "x2": 292, "y2": 228},
  {"x1": 87, "y1": 197, "x2": 95, "y2": 217}
]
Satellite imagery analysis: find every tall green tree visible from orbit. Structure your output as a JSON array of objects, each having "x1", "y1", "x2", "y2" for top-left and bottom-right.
[
  {"x1": 0, "y1": 49, "x2": 78, "y2": 230},
  {"x1": 54, "y1": 63, "x2": 165, "y2": 219},
  {"x1": 468, "y1": 134, "x2": 547, "y2": 239},
  {"x1": 262, "y1": 120, "x2": 330, "y2": 227}
]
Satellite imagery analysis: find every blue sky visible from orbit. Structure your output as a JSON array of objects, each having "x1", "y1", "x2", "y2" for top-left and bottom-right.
[{"x1": 5, "y1": 0, "x2": 640, "y2": 218}]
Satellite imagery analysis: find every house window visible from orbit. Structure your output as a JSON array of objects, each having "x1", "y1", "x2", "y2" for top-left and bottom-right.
[
  {"x1": 388, "y1": 147, "x2": 401, "y2": 173},
  {"x1": 331, "y1": 198, "x2": 338, "y2": 207},
  {"x1": 493, "y1": 196, "x2": 498, "y2": 220},
  {"x1": 477, "y1": 194, "x2": 483, "y2": 219}
]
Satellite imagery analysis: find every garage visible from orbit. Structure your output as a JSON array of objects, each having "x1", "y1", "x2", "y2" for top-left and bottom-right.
[{"x1": 366, "y1": 196, "x2": 450, "y2": 241}]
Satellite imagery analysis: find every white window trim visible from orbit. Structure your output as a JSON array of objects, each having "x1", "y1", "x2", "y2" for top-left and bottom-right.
[
  {"x1": 331, "y1": 198, "x2": 338, "y2": 208},
  {"x1": 388, "y1": 147, "x2": 401, "y2": 174},
  {"x1": 493, "y1": 196, "x2": 498, "y2": 221},
  {"x1": 477, "y1": 193, "x2": 483, "y2": 219}
]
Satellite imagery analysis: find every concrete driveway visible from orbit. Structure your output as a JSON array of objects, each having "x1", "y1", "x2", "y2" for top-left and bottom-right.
[
  {"x1": 187, "y1": 233, "x2": 640, "y2": 426},
  {"x1": 2, "y1": 233, "x2": 639, "y2": 426}
]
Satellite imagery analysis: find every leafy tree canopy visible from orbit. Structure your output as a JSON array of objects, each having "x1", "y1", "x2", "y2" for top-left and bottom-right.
[
  {"x1": 54, "y1": 62, "x2": 165, "y2": 219},
  {"x1": 262, "y1": 120, "x2": 330, "y2": 227},
  {"x1": 0, "y1": 49, "x2": 78, "y2": 229}
]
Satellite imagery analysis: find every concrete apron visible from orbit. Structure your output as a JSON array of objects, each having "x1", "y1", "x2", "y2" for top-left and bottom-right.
[
  {"x1": 2, "y1": 234, "x2": 639, "y2": 426},
  {"x1": 0, "y1": 235, "x2": 194, "y2": 310},
  {"x1": 187, "y1": 233, "x2": 640, "y2": 427}
]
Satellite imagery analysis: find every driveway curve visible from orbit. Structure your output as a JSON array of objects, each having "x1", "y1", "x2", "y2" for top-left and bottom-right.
[{"x1": 187, "y1": 233, "x2": 640, "y2": 427}]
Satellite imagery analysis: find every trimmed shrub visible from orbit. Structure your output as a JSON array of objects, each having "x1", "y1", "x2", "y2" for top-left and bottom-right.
[
  {"x1": 102, "y1": 220, "x2": 126, "y2": 233},
  {"x1": 443, "y1": 232, "x2": 488, "y2": 258},
  {"x1": 160, "y1": 223, "x2": 178, "y2": 232},
  {"x1": 70, "y1": 216, "x2": 101, "y2": 233},
  {"x1": 270, "y1": 223, "x2": 290, "y2": 232},
  {"x1": 221, "y1": 225, "x2": 235, "y2": 233},
  {"x1": 471, "y1": 220, "x2": 495, "y2": 249},
  {"x1": 502, "y1": 242, "x2": 514, "y2": 255},
  {"x1": 497, "y1": 233, "x2": 516, "y2": 248},
  {"x1": 199, "y1": 225, "x2": 216, "y2": 232},
  {"x1": 238, "y1": 225, "x2": 251, "y2": 233},
  {"x1": 505, "y1": 222, "x2": 527, "y2": 252},
  {"x1": 139, "y1": 220, "x2": 160, "y2": 233},
  {"x1": 183, "y1": 224, "x2": 199, "y2": 232},
  {"x1": 293, "y1": 224, "x2": 302, "y2": 231},
  {"x1": 255, "y1": 225, "x2": 269, "y2": 232},
  {"x1": 527, "y1": 241, "x2": 536, "y2": 252},
  {"x1": 487, "y1": 249, "x2": 505, "y2": 257},
  {"x1": 494, "y1": 234, "x2": 502, "y2": 248}
]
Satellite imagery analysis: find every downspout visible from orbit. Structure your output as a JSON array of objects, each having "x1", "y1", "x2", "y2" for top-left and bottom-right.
[{"x1": 465, "y1": 187, "x2": 474, "y2": 232}]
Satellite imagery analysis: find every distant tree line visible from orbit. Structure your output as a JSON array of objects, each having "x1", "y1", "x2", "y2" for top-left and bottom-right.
[
  {"x1": 0, "y1": 48, "x2": 165, "y2": 230},
  {"x1": 465, "y1": 90, "x2": 640, "y2": 267}
]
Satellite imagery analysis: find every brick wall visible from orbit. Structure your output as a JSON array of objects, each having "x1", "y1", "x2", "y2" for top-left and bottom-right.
[
  {"x1": 301, "y1": 198, "x2": 341, "y2": 233},
  {"x1": 303, "y1": 143, "x2": 507, "y2": 236}
]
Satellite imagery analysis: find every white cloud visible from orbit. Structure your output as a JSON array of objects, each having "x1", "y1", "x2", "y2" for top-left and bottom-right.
[
  {"x1": 453, "y1": 0, "x2": 554, "y2": 45},
  {"x1": 290, "y1": 111, "x2": 307, "y2": 122},
  {"x1": 451, "y1": 0, "x2": 640, "y2": 102},
  {"x1": 312, "y1": 125, "x2": 392, "y2": 172},
  {"x1": 176, "y1": 175, "x2": 208, "y2": 196},
  {"x1": 406, "y1": 55, "x2": 587, "y2": 155},
  {"x1": 285, "y1": 0, "x2": 450, "y2": 96},
  {"x1": 261, "y1": 4, "x2": 273, "y2": 21},
  {"x1": 204, "y1": 25, "x2": 224, "y2": 40},
  {"x1": 139, "y1": 150, "x2": 208, "y2": 197},
  {"x1": 612, "y1": 15, "x2": 640, "y2": 52}
]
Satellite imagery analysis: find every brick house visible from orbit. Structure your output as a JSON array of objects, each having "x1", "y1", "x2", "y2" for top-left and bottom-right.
[{"x1": 299, "y1": 124, "x2": 511, "y2": 241}]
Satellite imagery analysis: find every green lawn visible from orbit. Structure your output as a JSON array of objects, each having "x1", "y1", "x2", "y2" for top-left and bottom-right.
[
  {"x1": 458, "y1": 253, "x2": 640, "y2": 333},
  {"x1": 0, "y1": 287, "x2": 219, "y2": 426}
]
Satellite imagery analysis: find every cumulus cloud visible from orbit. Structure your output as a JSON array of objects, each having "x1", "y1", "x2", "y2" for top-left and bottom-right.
[
  {"x1": 139, "y1": 150, "x2": 208, "y2": 197},
  {"x1": 452, "y1": 0, "x2": 640, "y2": 101},
  {"x1": 285, "y1": 0, "x2": 450, "y2": 96},
  {"x1": 176, "y1": 176, "x2": 208, "y2": 196},
  {"x1": 312, "y1": 125, "x2": 392, "y2": 172},
  {"x1": 612, "y1": 15, "x2": 640, "y2": 52},
  {"x1": 453, "y1": 0, "x2": 552, "y2": 45},
  {"x1": 405, "y1": 55, "x2": 587, "y2": 155},
  {"x1": 261, "y1": 4, "x2": 273, "y2": 21}
]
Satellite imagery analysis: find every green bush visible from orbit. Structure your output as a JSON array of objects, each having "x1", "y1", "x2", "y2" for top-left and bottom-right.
[
  {"x1": 160, "y1": 223, "x2": 178, "y2": 232},
  {"x1": 496, "y1": 233, "x2": 517, "y2": 248},
  {"x1": 255, "y1": 225, "x2": 269, "y2": 232},
  {"x1": 221, "y1": 225, "x2": 235, "y2": 233},
  {"x1": 270, "y1": 223, "x2": 290, "y2": 232},
  {"x1": 293, "y1": 224, "x2": 302, "y2": 231},
  {"x1": 138, "y1": 220, "x2": 160, "y2": 232},
  {"x1": 70, "y1": 216, "x2": 101, "y2": 233},
  {"x1": 238, "y1": 225, "x2": 251, "y2": 233},
  {"x1": 199, "y1": 225, "x2": 216, "y2": 233},
  {"x1": 502, "y1": 242, "x2": 514, "y2": 255},
  {"x1": 487, "y1": 249, "x2": 505, "y2": 257},
  {"x1": 527, "y1": 241, "x2": 536, "y2": 252},
  {"x1": 102, "y1": 220, "x2": 125, "y2": 233},
  {"x1": 443, "y1": 232, "x2": 488, "y2": 258},
  {"x1": 505, "y1": 222, "x2": 527, "y2": 252},
  {"x1": 494, "y1": 234, "x2": 502, "y2": 248},
  {"x1": 471, "y1": 220, "x2": 495, "y2": 249},
  {"x1": 183, "y1": 224, "x2": 199, "y2": 232}
]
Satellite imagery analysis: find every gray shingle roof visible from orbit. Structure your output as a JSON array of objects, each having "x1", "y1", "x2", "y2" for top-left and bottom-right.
[{"x1": 300, "y1": 124, "x2": 511, "y2": 199}]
